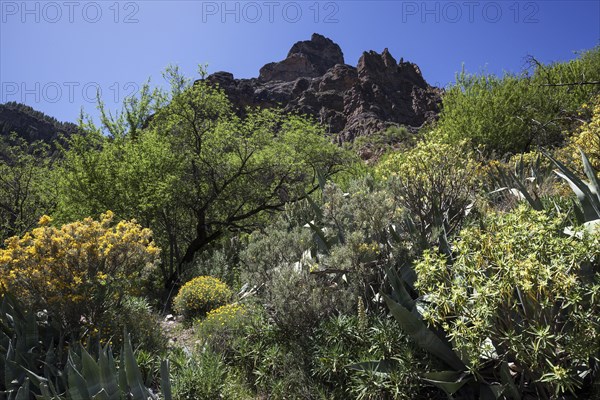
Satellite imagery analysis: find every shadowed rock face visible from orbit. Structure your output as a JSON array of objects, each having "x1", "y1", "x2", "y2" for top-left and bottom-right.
[
  {"x1": 205, "y1": 33, "x2": 442, "y2": 143},
  {"x1": 0, "y1": 102, "x2": 80, "y2": 152},
  {"x1": 259, "y1": 33, "x2": 344, "y2": 82}
]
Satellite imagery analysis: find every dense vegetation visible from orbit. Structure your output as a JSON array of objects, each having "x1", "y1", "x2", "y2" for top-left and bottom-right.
[{"x1": 1, "y1": 48, "x2": 600, "y2": 399}]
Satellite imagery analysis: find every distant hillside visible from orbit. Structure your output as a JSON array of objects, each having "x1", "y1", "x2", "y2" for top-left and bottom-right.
[{"x1": 0, "y1": 102, "x2": 80, "y2": 149}]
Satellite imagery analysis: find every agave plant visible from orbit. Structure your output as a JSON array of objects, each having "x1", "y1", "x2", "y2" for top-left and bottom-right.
[
  {"x1": 31, "y1": 335, "x2": 172, "y2": 400},
  {"x1": 0, "y1": 294, "x2": 172, "y2": 400},
  {"x1": 488, "y1": 153, "x2": 546, "y2": 211},
  {"x1": 0, "y1": 294, "x2": 64, "y2": 399},
  {"x1": 545, "y1": 148, "x2": 600, "y2": 230},
  {"x1": 490, "y1": 148, "x2": 600, "y2": 229},
  {"x1": 376, "y1": 267, "x2": 527, "y2": 399}
]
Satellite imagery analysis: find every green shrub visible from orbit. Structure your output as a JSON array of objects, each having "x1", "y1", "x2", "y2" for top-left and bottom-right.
[
  {"x1": 375, "y1": 136, "x2": 478, "y2": 248},
  {"x1": 240, "y1": 176, "x2": 412, "y2": 335},
  {"x1": 170, "y1": 348, "x2": 226, "y2": 400},
  {"x1": 351, "y1": 125, "x2": 416, "y2": 160},
  {"x1": 185, "y1": 238, "x2": 244, "y2": 289},
  {"x1": 103, "y1": 295, "x2": 168, "y2": 353},
  {"x1": 563, "y1": 95, "x2": 600, "y2": 170},
  {"x1": 195, "y1": 302, "x2": 250, "y2": 358},
  {"x1": 415, "y1": 205, "x2": 600, "y2": 398},
  {"x1": 173, "y1": 276, "x2": 232, "y2": 320},
  {"x1": 435, "y1": 47, "x2": 600, "y2": 155},
  {"x1": 240, "y1": 213, "x2": 355, "y2": 337},
  {"x1": 229, "y1": 306, "x2": 317, "y2": 399},
  {"x1": 312, "y1": 314, "x2": 437, "y2": 399}
]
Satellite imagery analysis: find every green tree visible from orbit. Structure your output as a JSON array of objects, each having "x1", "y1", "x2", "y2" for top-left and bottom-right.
[
  {"x1": 56, "y1": 69, "x2": 350, "y2": 287},
  {"x1": 0, "y1": 134, "x2": 56, "y2": 245}
]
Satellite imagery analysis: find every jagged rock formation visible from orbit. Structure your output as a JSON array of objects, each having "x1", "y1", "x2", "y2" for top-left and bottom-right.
[{"x1": 206, "y1": 33, "x2": 442, "y2": 142}]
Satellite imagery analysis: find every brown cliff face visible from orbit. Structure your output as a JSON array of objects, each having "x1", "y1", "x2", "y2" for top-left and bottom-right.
[{"x1": 205, "y1": 33, "x2": 442, "y2": 143}]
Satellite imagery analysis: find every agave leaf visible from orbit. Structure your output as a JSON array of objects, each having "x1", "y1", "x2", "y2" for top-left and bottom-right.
[
  {"x1": 160, "y1": 359, "x2": 172, "y2": 400},
  {"x1": 546, "y1": 151, "x2": 600, "y2": 220},
  {"x1": 579, "y1": 148, "x2": 600, "y2": 198},
  {"x1": 534, "y1": 152, "x2": 542, "y2": 180},
  {"x1": 14, "y1": 312, "x2": 39, "y2": 369},
  {"x1": 39, "y1": 382, "x2": 56, "y2": 399},
  {"x1": 22, "y1": 365, "x2": 49, "y2": 387},
  {"x1": 507, "y1": 169, "x2": 543, "y2": 211},
  {"x1": 399, "y1": 263, "x2": 418, "y2": 289},
  {"x1": 515, "y1": 153, "x2": 525, "y2": 178},
  {"x1": 43, "y1": 340, "x2": 60, "y2": 381},
  {"x1": 386, "y1": 268, "x2": 415, "y2": 311},
  {"x1": 554, "y1": 170, "x2": 600, "y2": 221},
  {"x1": 97, "y1": 345, "x2": 119, "y2": 399},
  {"x1": 572, "y1": 198, "x2": 586, "y2": 224},
  {"x1": 40, "y1": 379, "x2": 63, "y2": 400},
  {"x1": 421, "y1": 371, "x2": 470, "y2": 395},
  {"x1": 123, "y1": 334, "x2": 154, "y2": 400},
  {"x1": 583, "y1": 219, "x2": 600, "y2": 234},
  {"x1": 403, "y1": 215, "x2": 418, "y2": 236},
  {"x1": 500, "y1": 361, "x2": 521, "y2": 400},
  {"x1": 307, "y1": 222, "x2": 330, "y2": 253},
  {"x1": 438, "y1": 224, "x2": 453, "y2": 259},
  {"x1": 388, "y1": 223, "x2": 402, "y2": 244},
  {"x1": 305, "y1": 195, "x2": 324, "y2": 222},
  {"x1": 316, "y1": 168, "x2": 327, "y2": 194},
  {"x1": 67, "y1": 360, "x2": 90, "y2": 400},
  {"x1": 481, "y1": 384, "x2": 504, "y2": 400},
  {"x1": 90, "y1": 388, "x2": 110, "y2": 400},
  {"x1": 14, "y1": 377, "x2": 30, "y2": 400},
  {"x1": 80, "y1": 347, "x2": 103, "y2": 396},
  {"x1": 382, "y1": 293, "x2": 465, "y2": 370},
  {"x1": 118, "y1": 347, "x2": 127, "y2": 394},
  {"x1": 5, "y1": 341, "x2": 18, "y2": 390}
]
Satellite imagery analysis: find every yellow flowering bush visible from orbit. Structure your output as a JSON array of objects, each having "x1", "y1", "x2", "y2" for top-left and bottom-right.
[
  {"x1": 196, "y1": 303, "x2": 248, "y2": 338},
  {"x1": 195, "y1": 302, "x2": 251, "y2": 357},
  {"x1": 566, "y1": 96, "x2": 600, "y2": 170},
  {"x1": 173, "y1": 276, "x2": 232, "y2": 320},
  {"x1": 0, "y1": 211, "x2": 160, "y2": 333}
]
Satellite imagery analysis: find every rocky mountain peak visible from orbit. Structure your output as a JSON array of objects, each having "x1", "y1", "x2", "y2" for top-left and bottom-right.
[
  {"x1": 207, "y1": 34, "x2": 442, "y2": 144},
  {"x1": 259, "y1": 33, "x2": 344, "y2": 82}
]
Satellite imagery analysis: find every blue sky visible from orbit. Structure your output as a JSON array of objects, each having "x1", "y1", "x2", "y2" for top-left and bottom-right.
[{"x1": 1, "y1": 0, "x2": 599, "y2": 124}]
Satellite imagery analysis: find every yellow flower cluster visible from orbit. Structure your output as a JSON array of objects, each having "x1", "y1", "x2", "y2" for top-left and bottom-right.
[
  {"x1": 201, "y1": 303, "x2": 248, "y2": 328},
  {"x1": 173, "y1": 275, "x2": 232, "y2": 319},
  {"x1": 569, "y1": 96, "x2": 600, "y2": 169},
  {"x1": 356, "y1": 242, "x2": 380, "y2": 256},
  {"x1": 0, "y1": 211, "x2": 160, "y2": 329},
  {"x1": 194, "y1": 302, "x2": 252, "y2": 353}
]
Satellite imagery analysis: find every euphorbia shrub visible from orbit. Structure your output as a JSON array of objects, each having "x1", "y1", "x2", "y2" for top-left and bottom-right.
[{"x1": 415, "y1": 205, "x2": 600, "y2": 397}]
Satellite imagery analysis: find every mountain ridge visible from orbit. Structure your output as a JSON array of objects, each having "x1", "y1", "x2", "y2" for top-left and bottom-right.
[{"x1": 205, "y1": 33, "x2": 442, "y2": 142}]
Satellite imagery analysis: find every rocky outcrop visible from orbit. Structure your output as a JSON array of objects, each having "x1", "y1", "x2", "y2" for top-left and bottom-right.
[
  {"x1": 0, "y1": 102, "x2": 80, "y2": 155},
  {"x1": 259, "y1": 33, "x2": 344, "y2": 82},
  {"x1": 205, "y1": 33, "x2": 442, "y2": 143}
]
